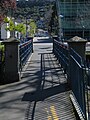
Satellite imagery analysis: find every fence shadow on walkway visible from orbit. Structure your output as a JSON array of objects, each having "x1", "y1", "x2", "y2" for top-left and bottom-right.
[
  {"x1": 22, "y1": 83, "x2": 69, "y2": 102},
  {"x1": 22, "y1": 53, "x2": 70, "y2": 120},
  {"x1": 22, "y1": 53, "x2": 69, "y2": 101}
]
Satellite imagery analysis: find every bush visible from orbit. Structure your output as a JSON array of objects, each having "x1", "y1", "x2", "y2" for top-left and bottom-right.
[{"x1": 0, "y1": 42, "x2": 5, "y2": 62}]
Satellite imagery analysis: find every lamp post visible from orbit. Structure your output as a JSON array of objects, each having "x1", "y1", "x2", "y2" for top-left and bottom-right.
[
  {"x1": 25, "y1": 0, "x2": 28, "y2": 38},
  {"x1": 59, "y1": 14, "x2": 64, "y2": 42},
  {"x1": 82, "y1": 25, "x2": 85, "y2": 38},
  {"x1": 25, "y1": 16, "x2": 28, "y2": 38},
  {"x1": 10, "y1": 8, "x2": 15, "y2": 38},
  {"x1": 81, "y1": 16, "x2": 85, "y2": 39}
]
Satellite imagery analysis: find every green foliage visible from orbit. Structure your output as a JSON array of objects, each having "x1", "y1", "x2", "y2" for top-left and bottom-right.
[
  {"x1": 29, "y1": 19, "x2": 37, "y2": 36},
  {"x1": 15, "y1": 23, "x2": 26, "y2": 35},
  {"x1": 5, "y1": 19, "x2": 14, "y2": 31},
  {"x1": 0, "y1": 44, "x2": 4, "y2": 52},
  {"x1": 4, "y1": 17, "x2": 9, "y2": 23},
  {"x1": 4, "y1": 17, "x2": 37, "y2": 37},
  {"x1": 5, "y1": 18, "x2": 26, "y2": 35},
  {"x1": 0, "y1": 42, "x2": 5, "y2": 62}
]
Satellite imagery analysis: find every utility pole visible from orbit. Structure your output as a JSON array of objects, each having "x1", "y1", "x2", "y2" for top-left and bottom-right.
[
  {"x1": 82, "y1": 25, "x2": 85, "y2": 38},
  {"x1": 26, "y1": 16, "x2": 28, "y2": 38},
  {"x1": 25, "y1": 0, "x2": 28, "y2": 38}
]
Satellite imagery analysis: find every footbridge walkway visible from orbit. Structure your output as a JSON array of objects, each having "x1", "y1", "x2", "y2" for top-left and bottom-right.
[{"x1": 0, "y1": 36, "x2": 90, "y2": 120}]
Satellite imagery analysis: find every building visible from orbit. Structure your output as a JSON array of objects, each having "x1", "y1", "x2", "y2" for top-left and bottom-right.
[
  {"x1": 1, "y1": 23, "x2": 10, "y2": 40},
  {"x1": 56, "y1": 0, "x2": 90, "y2": 41},
  {"x1": 0, "y1": 18, "x2": 21, "y2": 40}
]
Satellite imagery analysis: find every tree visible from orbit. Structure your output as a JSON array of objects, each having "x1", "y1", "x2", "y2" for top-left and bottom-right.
[
  {"x1": 0, "y1": 0, "x2": 16, "y2": 10},
  {"x1": 5, "y1": 19, "x2": 14, "y2": 31},
  {"x1": 0, "y1": 0, "x2": 16, "y2": 24},
  {"x1": 28, "y1": 19, "x2": 37, "y2": 36},
  {"x1": 15, "y1": 23, "x2": 26, "y2": 35},
  {"x1": 5, "y1": 18, "x2": 26, "y2": 37},
  {"x1": 5, "y1": 18, "x2": 15, "y2": 37}
]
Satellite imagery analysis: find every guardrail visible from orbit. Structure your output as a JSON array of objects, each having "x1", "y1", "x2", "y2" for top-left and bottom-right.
[
  {"x1": 53, "y1": 39, "x2": 69, "y2": 74},
  {"x1": 70, "y1": 48, "x2": 86, "y2": 119},
  {"x1": 53, "y1": 38, "x2": 88, "y2": 119},
  {"x1": 19, "y1": 38, "x2": 33, "y2": 70}
]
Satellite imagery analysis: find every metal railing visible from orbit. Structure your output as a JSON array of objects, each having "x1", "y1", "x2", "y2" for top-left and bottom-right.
[
  {"x1": 19, "y1": 38, "x2": 33, "y2": 70},
  {"x1": 70, "y1": 48, "x2": 87, "y2": 119},
  {"x1": 53, "y1": 38, "x2": 88, "y2": 119},
  {"x1": 53, "y1": 39, "x2": 69, "y2": 74},
  {"x1": 85, "y1": 61, "x2": 90, "y2": 119}
]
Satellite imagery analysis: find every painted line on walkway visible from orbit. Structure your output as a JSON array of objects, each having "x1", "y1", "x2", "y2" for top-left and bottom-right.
[
  {"x1": 45, "y1": 106, "x2": 59, "y2": 120},
  {"x1": 45, "y1": 108, "x2": 52, "y2": 120},
  {"x1": 50, "y1": 106, "x2": 59, "y2": 120},
  {"x1": 48, "y1": 116, "x2": 52, "y2": 120}
]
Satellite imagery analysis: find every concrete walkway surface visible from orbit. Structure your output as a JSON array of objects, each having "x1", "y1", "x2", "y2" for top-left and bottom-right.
[{"x1": 0, "y1": 37, "x2": 76, "y2": 120}]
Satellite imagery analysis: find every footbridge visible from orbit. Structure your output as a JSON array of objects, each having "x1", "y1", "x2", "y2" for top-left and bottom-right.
[{"x1": 0, "y1": 36, "x2": 90, "y2": 120}]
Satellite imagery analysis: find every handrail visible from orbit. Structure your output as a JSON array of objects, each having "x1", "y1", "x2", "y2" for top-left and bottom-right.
[
  {"x1": 53, "y1": 38, "x2": 87, "y2": 119},
  {"x1": 53, "y1": 39, "x2": 69, "y2": 74},
  {"x1": 19, "y1": 39, "x2": 33, "y2": 70},
  {"x1": 54, "y1": 39, "x2": 68, "y2": 50},
  {"x1": 19, "y1": 40, "x2": 32, "y2": 48}
]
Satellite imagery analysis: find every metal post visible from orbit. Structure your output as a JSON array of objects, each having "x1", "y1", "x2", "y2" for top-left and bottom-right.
[
  {"x1": 83, "y1": 26, "x2": 85, "y2": 38},
  {"x1": 26, "y1": 16, "x2": 28, "y2": 38},
  {"x1": 25, "y1": 0, "x2": 28, "y2": 38}
]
